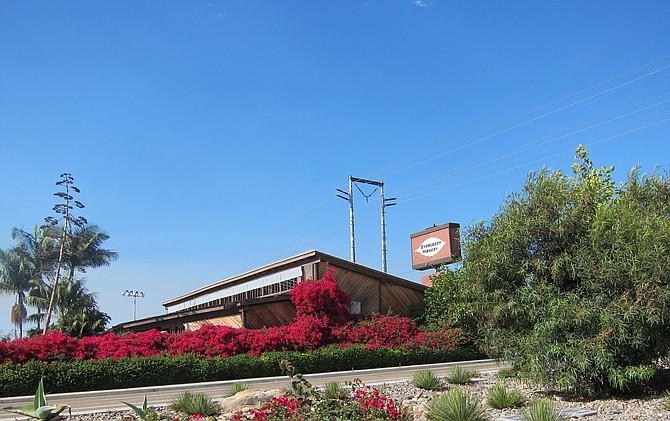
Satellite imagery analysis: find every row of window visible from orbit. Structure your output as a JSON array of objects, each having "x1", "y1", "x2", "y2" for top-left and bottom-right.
[{"x1": 185, "y1": 277, "x2": 300, "y2": 312}]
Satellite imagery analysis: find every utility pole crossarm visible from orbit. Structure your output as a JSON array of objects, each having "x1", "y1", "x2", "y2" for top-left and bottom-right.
[
  {"x1": 337, "y1": 176, "x2": 396, "y2": 273},
  {"x1": 350, "y1": 177, "x2": 383, "y2": 186}
]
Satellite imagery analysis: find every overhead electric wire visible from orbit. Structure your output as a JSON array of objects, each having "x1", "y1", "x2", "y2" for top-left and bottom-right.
[
  {"x1": 386, "y1": 76, "x2": 670, "y2": 197},
  {"x1": 398, "y1": 116, "x2": 670, "y2": 205},
  {"x1": 394, "y1": 92, "x2": 670, "y2": 199},
  {"x1": 373, "y1": 60, "x2": 670, "y2": 181},
  {"x1": 140, "y1": 10, "x2": 670, "y2": 298}
]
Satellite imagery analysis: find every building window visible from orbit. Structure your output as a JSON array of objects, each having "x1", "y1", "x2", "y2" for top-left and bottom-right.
[{"x1": 179, "y1": 276, "x2": 302, "y2": 312}]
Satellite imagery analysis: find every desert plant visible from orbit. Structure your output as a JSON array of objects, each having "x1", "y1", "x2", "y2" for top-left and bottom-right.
[
  {"x1": 412, "y1": 369, "x2": 444, "y2": 390},
  {"x1": 427, "y1": 388, "x2": 486, "y2": 421},
  {"x1": 487, "y1": 383, "x2": 525, "y2": 409},
  {"x1": 2, "y1": 377, "x2": 69, "y2": 420},
  {"x1": 223, "y1": 381, "x2": 249, "y2": 398},
  {"x1": 521, "y1": 399, "x2": 566, "y2": 421},
  {"x1": 323, "y1": 381, "x2": 348, "y2": 400},
  {"x1": 168, "y1": 391, "x2": 221, "y2": 417},
  {"x1": 121, "y1": 394, "x2": 160, "y2": 421},
  {"x1": 446, "y1": 366, "x2": 478, "y2": 385}
]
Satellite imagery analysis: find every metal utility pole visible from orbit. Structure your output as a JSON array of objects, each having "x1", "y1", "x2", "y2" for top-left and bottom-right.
[
  {"x1": 380, "y1": 183, "x2": 396, "y2": 273},
  {"x1": 337, "y1": 176, "x2": 396, "y2": 272},
  {"x1": 336, "y1": 177, "x2": 355, "y2": 262},
  {"x1": 122, "y1": 290, "x2": 145, "y2": 321}
]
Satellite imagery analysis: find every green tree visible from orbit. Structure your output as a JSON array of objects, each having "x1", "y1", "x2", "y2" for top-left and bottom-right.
[
  {"x1": 427, "y1": 146, "x2": 670, "y2": 396},
  {"x1": 62, "y1": 224, "x2": 118, "y2": 284},
  {"x1": 42, "y1": 172, "x2": 88, "y2": 333},
  {"x1": 8, "y1": 226, "x2": 57, "y2": 332},
  {"x1": 53, "y1": 278, "x2": 110, "y2": 338},
  {"x1": 4, "y1": 181, "x2": 117, "y2": 337},
  {"x1": 423, "y1": 266, "x2": 481, "y2": 336},
  {"x1": 0, "y1": 247, "x2": 33, "y2": 338}
]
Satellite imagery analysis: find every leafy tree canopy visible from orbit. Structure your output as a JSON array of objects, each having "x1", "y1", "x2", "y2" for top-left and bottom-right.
[
  {"x1": 1, "y1": 224, "x2": 116, "y2": 339},
  {"x1": 425, "y1": 146, "x2": 670, "y2": 396}
]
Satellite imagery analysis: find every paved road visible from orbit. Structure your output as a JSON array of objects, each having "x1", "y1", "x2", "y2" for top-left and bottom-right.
[{"x1": 0, "y1": 359, "x2": 507, "y2": 419}]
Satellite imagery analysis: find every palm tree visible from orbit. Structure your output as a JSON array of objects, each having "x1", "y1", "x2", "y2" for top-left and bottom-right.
[
  {"x1": 25, "y1": 279, "x2": 50, "y2": 331},
  {"x1": 0, "y1": 247, "x2": 33, "y2": 338},
  {"x1": 54, "y1": 277, "x2": 110, "y2": 337},
  {"x1": 8, "y1": 226, "x2": 57, "y2": 333},
  {"x1": 6, "y1": 223, "x2": 117, "y2": 336},
  {"x1": 62, "y1": 224, "x2": 118, "y2": 283},
  {"x1": 10, "y1": 302, "x2": 27, "y2": 337}
]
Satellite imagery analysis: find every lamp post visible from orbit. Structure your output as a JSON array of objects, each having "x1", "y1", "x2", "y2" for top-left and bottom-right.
[{"x1": 122, "y1": 290, "x2": 145, "y2": 321}]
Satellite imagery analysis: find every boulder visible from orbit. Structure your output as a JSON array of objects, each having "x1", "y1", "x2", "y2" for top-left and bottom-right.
[{"x1": 219, "y1": 388, "x2": 289, "y2": 413}]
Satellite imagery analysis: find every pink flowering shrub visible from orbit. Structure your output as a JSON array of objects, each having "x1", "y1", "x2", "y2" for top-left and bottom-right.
[
  {"x1": 2, "y1": 331, "x2": 79, "y2": 362},
  {"x1": 333, "y1": 315, "x2": 465, "y2": 352},
  {"x1": 165, "y1": 324, "x2": 242, "y2": 358},
  {"x1": 231, "y1": 396, "x2": 304, "y2": 420},
  {"x1": 404, "y1": 326, "x2": 465, "y2": 352},
  {"x1": 0, "y1": 273, "x2": 466, "y2": 364},
  {"x1": 354, "y1": 385, "x2": 406, "y2": 420},
  {"x1": 89, "y1": 330, "x2": 168, "y2": 359},
  {"x1": 332, "y1": 314, "x2": 420, "y2": 349},
  {"x1": 289, "y1": 268, "x2": 352, "y2": 322},
  {"x1": 231, "y1": 384, "x2": 408, "y2": 420}
]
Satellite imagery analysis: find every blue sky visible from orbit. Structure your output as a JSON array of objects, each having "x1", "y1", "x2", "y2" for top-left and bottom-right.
[{"x1": 1, "y1": 1, "x2": 669, "y2": 336}]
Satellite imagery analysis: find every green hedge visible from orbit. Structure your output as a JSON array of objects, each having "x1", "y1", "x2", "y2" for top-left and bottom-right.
[{"x1": 0, "y1": 345, "x2": 481, "y2": 397}]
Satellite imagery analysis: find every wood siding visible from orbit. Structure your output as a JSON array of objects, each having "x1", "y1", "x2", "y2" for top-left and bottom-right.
[
  {"x1": 321, "y1": 262, "x2": 382, "y2": 315},
  {"x1": 380, "y1": 281, "x2": 424, "y2": 317},
  {"x1": 245, "y1": 300, "x2": 296, "y2": 329},
  {"x1": 184, "y1": 313, "x2": 243, "y2": 331},
  {"x1": 320, "y1": 262, "x2": 424, "y2": 318}
]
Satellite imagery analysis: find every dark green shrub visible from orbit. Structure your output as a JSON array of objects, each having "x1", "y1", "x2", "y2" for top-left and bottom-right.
[
  {"x1": 0, "y1": 360, "x2": 48, "y2": 396},
  {"x1": 426, "y1": 147, "x2": 670, "y2": 396},
  {"x1": 0, "y1": 345, "x2": 477, "y2": 397}
]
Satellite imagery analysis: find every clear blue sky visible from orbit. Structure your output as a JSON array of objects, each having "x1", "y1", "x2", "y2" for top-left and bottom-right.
[{"x1": 2, "y1": 1, "x2": 669, "y2": 337}]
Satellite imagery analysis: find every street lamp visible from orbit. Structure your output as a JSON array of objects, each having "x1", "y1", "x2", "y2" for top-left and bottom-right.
[{"x1": 122, "y1": 290, "x2": 145, "y2": 321}]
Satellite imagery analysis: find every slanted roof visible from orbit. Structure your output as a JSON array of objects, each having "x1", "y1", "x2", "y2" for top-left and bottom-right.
[{"x1": 162, "y1": 249, "x2": 425, "y2": 308}]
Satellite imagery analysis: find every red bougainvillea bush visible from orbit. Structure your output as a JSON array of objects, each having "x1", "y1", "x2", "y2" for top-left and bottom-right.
[
  {"x1": 332, "y1": 315, "x2": 463, "y2": 351},
  {"x1": 0, "y1": 271, "x2": 465, "y2": 364},
  {"x1": 289, "y1": 269, "x2": 352, "y2": 323}
]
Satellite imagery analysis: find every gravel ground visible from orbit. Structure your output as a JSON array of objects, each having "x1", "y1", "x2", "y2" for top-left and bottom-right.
[
  {"x1": 67, "y1": 372, "x2": 670, "y2": 421},
  {"x1": 383, "y1": 372, "x2": 670, "y2": 421}
]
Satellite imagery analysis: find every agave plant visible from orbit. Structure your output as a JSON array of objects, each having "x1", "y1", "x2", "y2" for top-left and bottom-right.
[
  {"x1": 2, "y1": 378, "x2": 69, "y2": 420},
  {"x1": 122, "y1": 394, "x2": 151, "y2": 420}
]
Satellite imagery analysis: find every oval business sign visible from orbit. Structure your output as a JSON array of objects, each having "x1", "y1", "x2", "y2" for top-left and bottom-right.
[{"x1": 415, "y1": 237, "x2": 446, "y2": 257}]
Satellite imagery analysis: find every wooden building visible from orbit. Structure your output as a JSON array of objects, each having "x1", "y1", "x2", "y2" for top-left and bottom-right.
[{"x1": 113, "y1": 250, "x2": 426, "y2": 333}]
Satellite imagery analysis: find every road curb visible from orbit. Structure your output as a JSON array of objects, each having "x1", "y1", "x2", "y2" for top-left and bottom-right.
[{"x1": 0, "y1": 359, "x2": 504, "y2": 404}]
